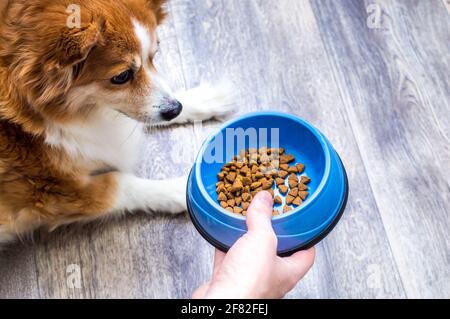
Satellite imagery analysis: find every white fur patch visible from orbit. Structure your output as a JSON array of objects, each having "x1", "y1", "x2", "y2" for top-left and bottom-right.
[
  {"x1": 113, "y1": 174, "x2": 187, "y2": 214},
  {"x1": 45, "y1": 108, "x2": 144, "y2": 173},
  {"x1": 133, "y1": 19, "x2": 154, "y2": 69}
]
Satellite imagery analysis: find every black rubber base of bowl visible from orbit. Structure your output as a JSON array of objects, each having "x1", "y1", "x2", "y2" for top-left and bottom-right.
[{"x1": 186, "y1": 156, "x2": 349, "y2": 257}]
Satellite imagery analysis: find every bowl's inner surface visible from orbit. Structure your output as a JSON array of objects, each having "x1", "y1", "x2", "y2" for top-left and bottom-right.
[{"x1": 199, "y1": 114, "x2": 327, "y2": 211}]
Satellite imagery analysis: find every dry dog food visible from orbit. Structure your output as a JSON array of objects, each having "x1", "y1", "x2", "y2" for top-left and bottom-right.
[{"x1": 215, "y1": 147, "x2": 311, "y2": 216}]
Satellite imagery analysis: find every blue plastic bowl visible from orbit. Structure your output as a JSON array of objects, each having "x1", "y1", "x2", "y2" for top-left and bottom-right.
[{"x1": 187, "y1": 111, "x2": 348, "y2": 256}]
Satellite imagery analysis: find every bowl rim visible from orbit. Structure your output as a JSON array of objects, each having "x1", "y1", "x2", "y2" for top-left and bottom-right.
[{"x1": 194, "y1": 111, "x2": 331, "y2": 221}]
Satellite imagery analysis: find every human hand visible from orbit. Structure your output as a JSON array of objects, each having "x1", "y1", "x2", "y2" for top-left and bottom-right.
[{"x1": 192, "y1": 191, "x2": 315, "y2": 299}]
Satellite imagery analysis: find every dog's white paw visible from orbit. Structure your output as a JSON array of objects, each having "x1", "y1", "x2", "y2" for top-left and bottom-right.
[
  {"x1": 162, "y1": 176, "x2": 188, "y2": 215},
  {"x1": 114, "y1": 174, "x2": 187, "y2": 215},
  {"x1": 174, "y1": 80, "x2": 237, "y2": 123}
]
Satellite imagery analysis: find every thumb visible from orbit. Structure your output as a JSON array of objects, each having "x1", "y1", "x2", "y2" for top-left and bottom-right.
[{"x1": 246, "y1": 191, "x2": 274, "y2": 235}]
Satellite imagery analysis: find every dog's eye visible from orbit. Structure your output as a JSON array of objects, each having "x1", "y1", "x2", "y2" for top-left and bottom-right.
[{"x1": 111, "y1": 69, "x2": 133, "y2": 85}]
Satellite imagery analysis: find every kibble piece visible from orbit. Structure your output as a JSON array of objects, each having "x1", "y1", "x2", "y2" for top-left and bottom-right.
[
  {"x1": 218, "y1": 192, "x2": 227, "y2": 201},
  {"x1": 249, "y1": 154, "x2": 258, "y2": 165},
  {"x1": 227, "y1": 199, "x2": 236, "y2": 207},
  {"x1": 268, "y1": 169, "x2": 279, "y2": 178},
  {"x1": 251, "y1": 165, "x2": 259, "y2": 174},
  {"x1": 225, "y1": 207, "x2": 234, "y2": 213},
  {"x1": 292, "y1": 197, "x2": 302, "y2": 206},
  {"x1": 286, "y1": 154, "x2": 295, "y2": 162},
  {"x1": 276, "y1": 178, "x2": 285, "y2": 186},
  {"x1": 271, "y1": 160, "x2": 280, "y2": 169},
  {"x1": 242, "y1": 210, "x2": 247, "y2": 216},
  {"x1": 242, "y1": 202, "x2": 250, "y2": 210},
  {"x1": 298, "y1": 191, "x2": 309, "y2": 201},
  {"x1": 230, "y1": 179, "x2": 243, "y2": 193},
  {"x1": 274, "y1": 196, "x2": 283, "y2": 205},
  {"x1": 286, "y1": 195, "x2": 295, "y2": 205},
  {"x1": 262, "y1": 180, "x2": 273, "y2": 190},
  {"x1": 233, "y1": 207, "x2": 243, "y2": 215},
  {"x1": 235, "y1": 197, "x2": 242, "y2": 206},
  {"x1": 251, "y1": 181, "x2": 262, "y2": 190},
  {"x1": 252, "y1": 190, "x2": 260, "y2": 197},
  {"x1": 279, "y1": 185, "x2": 289, "y2": 195},
  {"x1": 300, "y1": 176, "x2": 311, "y2": 184},
  {"x1": 259, "y1": 165, "x2": 269, "y2": 174},
  {"x1": 242, "y1": 193, "x2": 252, "y2": 202},
  {"x1": 226, "y1": 172, "x2": 236, "y2": 183},
  {"x1": 273, "y1": 210, "x2": 280, "y2": 216},
  {"x1": 271, "y1": 148, "x2": 285, "y2": 155},
  {"x1": 267, "y1": 188, "x2": 274, "y2": 197},
  {"x1": 220, "y1": 201, "x2": 228, "y2": 208},
  {"x1": 288, "y1": 179, "x2": 298, "y2": 188},
  {"x1": 279, "y1": 164, "x2": 289, "y2": 171},
  {"x1": 280, "y1": 154, "x2": 295, "y2": 164},
  {"x1": 288, "y1": 187, "x2": 298, "y2": 197},
  {"x1": 298, "y1": 183, "x2": 308, "y2": 191},
  {"x1": 296, "y1": 163, "x2": 305, "y2": 173},
  {"x1": 254, "y1": 171, "x2": 264, "y2": 180},
  {"x1": 218, "y1": 172, "x2": 225, "y2": 181},
  {"x1": 283, "y1": 205, "x2": 292, "y2": 213},
  {"x1": 278, "y1": 170, "x2": 288, "y2": 179},
  {"x1": 288, "y1": 166, "x2": 298, "y2": 174},
  {"x1": 240, "y1": 166, "x2": 250, "y2": 175},
  {"x1": 216, "y1": 184, "x2": 226, "y2": 194},
  {"x1": 260, "y1": 154, "x2": 270, "y2": 163},
  {"x1": 242, "y1": 176, "x2": 252, "y2": 186},
  {"x1": 235, "y1": 162, "x2": 244, "y2": 169},
  {"x1": 288, "y1": 173, "x2": 298, "y2": 181}
]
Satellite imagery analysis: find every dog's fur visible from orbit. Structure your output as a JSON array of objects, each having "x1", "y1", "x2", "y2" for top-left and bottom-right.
[{"x1": 0, "y1": 0, "x2": 234, "y2": 244}]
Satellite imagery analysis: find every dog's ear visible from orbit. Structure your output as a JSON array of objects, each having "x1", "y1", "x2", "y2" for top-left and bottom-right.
[
  {"x1": 147, "y1": 0, "x2": 167, "y2": 24},
  {"x1": 54, "y1": 19, "x2": 105, "y2": 68}
]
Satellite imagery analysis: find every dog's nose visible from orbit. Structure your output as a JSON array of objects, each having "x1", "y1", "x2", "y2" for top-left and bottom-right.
[{"x1": 160, "y1": 100, "x2": 183, "y2": 121}]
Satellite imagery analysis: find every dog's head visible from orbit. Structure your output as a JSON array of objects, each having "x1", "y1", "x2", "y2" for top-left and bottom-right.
[{"x1": 0, "y1": 0, "x2": 183, "y2": 127}]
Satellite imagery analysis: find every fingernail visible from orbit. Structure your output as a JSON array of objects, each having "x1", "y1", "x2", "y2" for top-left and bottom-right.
[{"x1": 257, "y1": 191, "x2": 273, "y2": 207}]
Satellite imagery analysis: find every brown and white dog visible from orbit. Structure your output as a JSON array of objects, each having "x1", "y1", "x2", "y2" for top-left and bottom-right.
[{"x1": 0, "y1": 0, "x2": 234, "y2": 244}]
